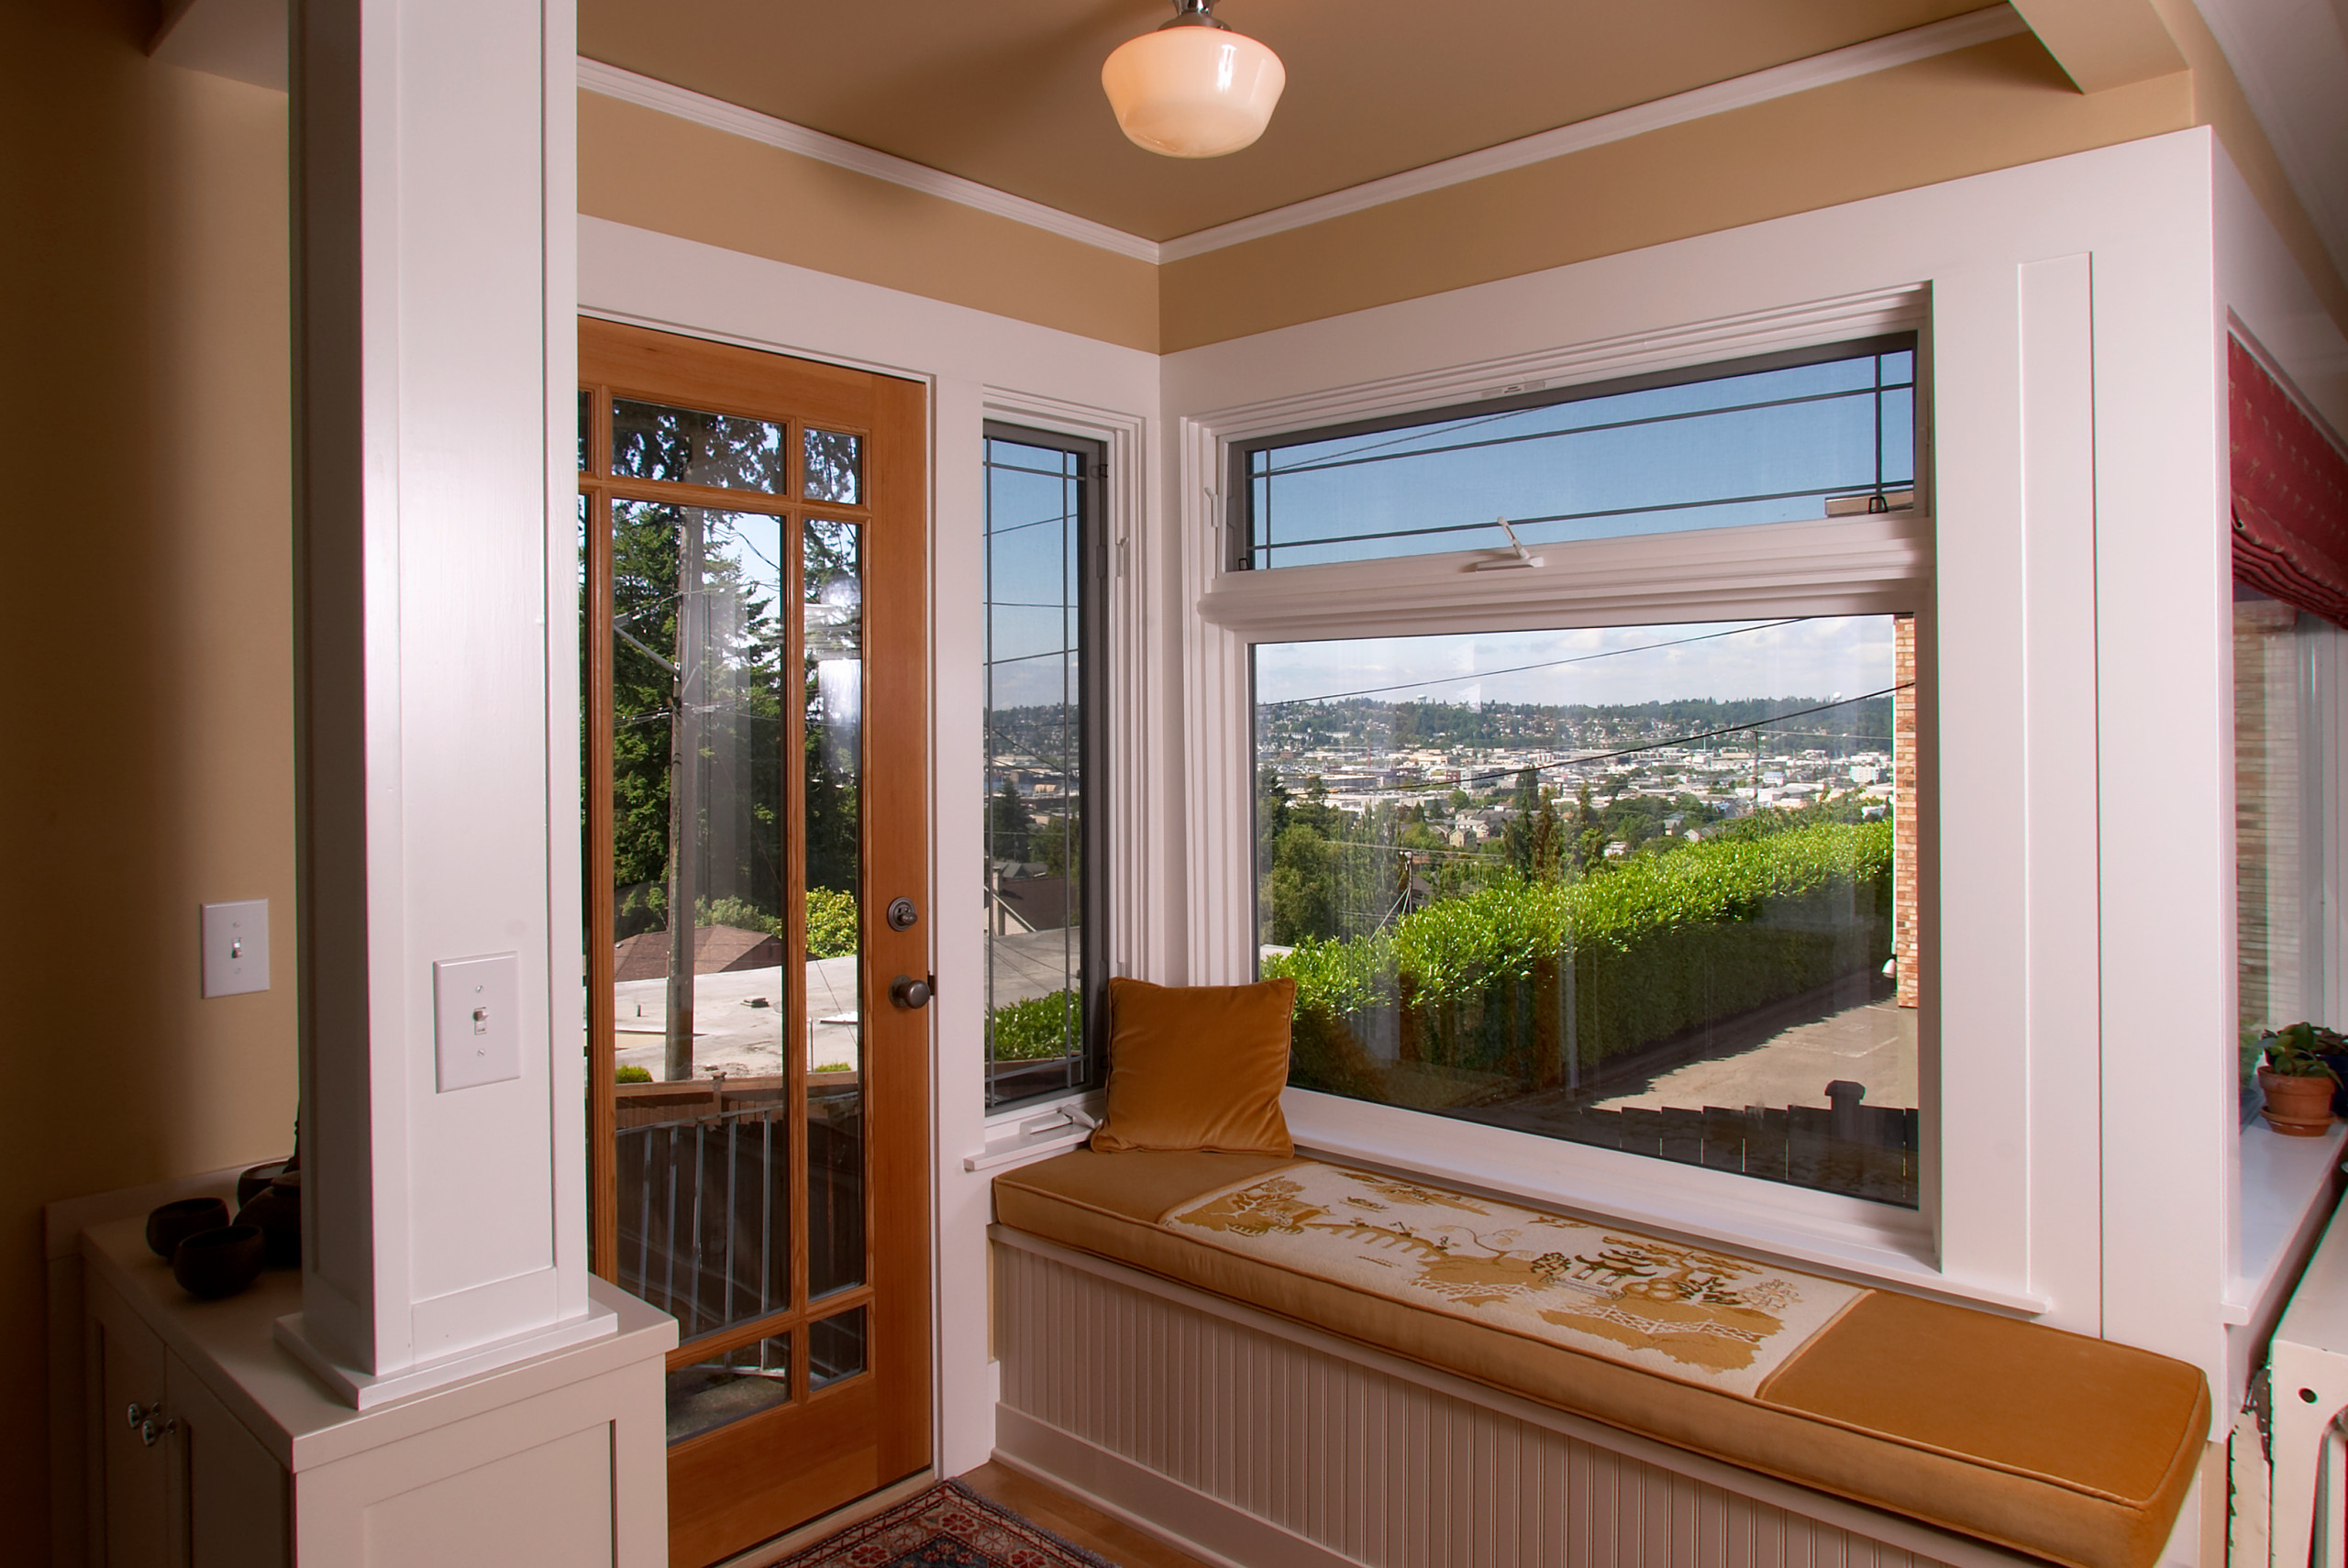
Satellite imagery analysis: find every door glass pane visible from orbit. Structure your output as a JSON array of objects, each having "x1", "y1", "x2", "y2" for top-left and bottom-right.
[
  {"x1": 982, "y1": 436, "x2": 1089, "y2": 1108},
  {"x1": 808, "y1": 1306, "x2": 868, "y2": 1390},
  {"x1": 667, "y1": 1332, "x2": 791, "y2": 1445},
  {"x1": 804, "y1": 519, "x2": 867, "y2": 1300},
  {"x1": 609, "y1": 500, "x2": 794, "y2": 1338},
  {"x1": 613, "y1": 399, "x2": 788, "y2": 492},
  {"x1": 803, "y1": 429, "x2": 862, "y2": 504},
  {"x1": 1255, "y1": 613, "x2": 1919, "y2": 1207}
]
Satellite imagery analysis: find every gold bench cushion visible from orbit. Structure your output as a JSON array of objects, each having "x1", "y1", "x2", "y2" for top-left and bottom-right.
[{"x1": 993, "y1": 1150, "x2": 2208, "y2": 1568}]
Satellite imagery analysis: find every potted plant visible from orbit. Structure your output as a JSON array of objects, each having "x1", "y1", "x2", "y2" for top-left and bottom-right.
[{"x1": 2258, "y1": 1022, "x2": 2344, "y2": 1135}]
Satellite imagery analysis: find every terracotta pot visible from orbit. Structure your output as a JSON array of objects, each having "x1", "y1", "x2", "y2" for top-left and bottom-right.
[{"x1": 2259, "y1": 1066, "x2": 2337, "y2": 1136}]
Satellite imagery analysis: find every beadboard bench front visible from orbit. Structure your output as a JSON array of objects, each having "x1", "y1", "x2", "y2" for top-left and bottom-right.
[{"x1": 988, "y1": 1149, "x2": 2209, "y2": 1568}]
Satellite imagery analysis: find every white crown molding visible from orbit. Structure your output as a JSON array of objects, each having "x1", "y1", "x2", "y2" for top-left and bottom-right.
[
  {"x1": 575, "y1": 58, "x2": 1164, "y2": 263},
  {"x1": 580, "y1": 6, "x2": 2026, "y2": 269}
]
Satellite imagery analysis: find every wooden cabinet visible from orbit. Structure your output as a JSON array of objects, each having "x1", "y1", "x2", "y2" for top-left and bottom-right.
[
  {"x1": 172, "y1": 1346, "x2": 292, "y2": 1568},
  {"x1": 88, "y1": 1275, "x2": 172, "y2": 1566},
  {"x1": 73, "y1": 1196, "x2": 672, "y2": 1568},
  {"x1": 85, "y1": 1277, "x2": 289, "y2": 1568}
]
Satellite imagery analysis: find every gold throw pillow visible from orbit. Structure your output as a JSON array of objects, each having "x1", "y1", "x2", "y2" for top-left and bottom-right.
[{"x1": 1089, "y1": 976, "x2": 1297, "y2": 1155}]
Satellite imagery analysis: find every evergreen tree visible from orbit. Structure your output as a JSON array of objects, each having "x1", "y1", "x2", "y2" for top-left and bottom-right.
[{"x1": 989, "y1": 778, "x2": 1035, "y2": 864}]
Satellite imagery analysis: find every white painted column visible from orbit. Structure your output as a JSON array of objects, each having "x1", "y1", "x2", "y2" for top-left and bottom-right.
[{"x1": 282, "y1": 0, "x2": 602, "y2": 1406}]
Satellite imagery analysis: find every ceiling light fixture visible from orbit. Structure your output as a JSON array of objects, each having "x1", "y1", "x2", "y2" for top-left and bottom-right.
[{"x1": 1101, "y1": 0, "x2": 1286, "y2": 159}]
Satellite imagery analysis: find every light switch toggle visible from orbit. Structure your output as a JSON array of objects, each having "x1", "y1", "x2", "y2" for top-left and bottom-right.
[{"x1": 435, "y1": 953, "x2": 520, "y2": 1092}]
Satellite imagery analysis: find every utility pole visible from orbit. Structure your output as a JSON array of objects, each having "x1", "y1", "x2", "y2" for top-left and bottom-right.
[{"x1": 666, "y1": 511, "x2": 705, "y2": 1082}]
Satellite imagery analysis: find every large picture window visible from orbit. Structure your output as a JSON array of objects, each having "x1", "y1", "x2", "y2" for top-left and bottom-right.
[
  {"x1": 1256, "y1": 615, "x2": 1918, "y2": 1206},
  {"x1": 983, "y1": 425, "x2": 1109, "y2": 1110},
  {"x1": 1238, "y1": 338, "x2": 1926, "y2": 1209}
]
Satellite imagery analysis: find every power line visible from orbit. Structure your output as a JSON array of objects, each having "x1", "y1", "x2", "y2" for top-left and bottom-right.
[
  {"x1": 1258, "y1": 619, "x2": 1802, "y2": 707},
  {"x1": 1264, "y1": 379, "x2": 1914, "y2": 480}
]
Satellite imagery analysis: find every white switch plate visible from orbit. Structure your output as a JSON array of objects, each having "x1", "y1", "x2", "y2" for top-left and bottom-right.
[
  {"x1": 201, "y1": 900, "x2": 270, "y2": 998},
  {"x1": 434, "y1": 953, "x2": 521, "y2": 1093}
]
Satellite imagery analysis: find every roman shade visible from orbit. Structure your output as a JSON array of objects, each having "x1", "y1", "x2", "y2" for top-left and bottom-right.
[{"x1": 2232, "y1": 336, "x2": 2348, "y2": 624}]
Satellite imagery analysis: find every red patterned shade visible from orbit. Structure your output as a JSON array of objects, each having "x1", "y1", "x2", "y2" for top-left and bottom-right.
[{"x1": 2232, "y1": 336, "x2": 2348, "y2": 625}]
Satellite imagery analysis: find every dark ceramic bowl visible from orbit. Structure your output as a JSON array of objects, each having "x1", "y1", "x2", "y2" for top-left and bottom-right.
[
  {"x1": 238, "y1": 1160, "x2": 291, "y2": 1207},
  {"x1": 146, "y1": 1198, "x2": 230, "y2": 1260},
  {"x1": 172, "y1": 1225, "x2": 264, "y2": 1300},
  {"x1": 237, "y1": 1169, "x2": 302, "y2": 1267}
]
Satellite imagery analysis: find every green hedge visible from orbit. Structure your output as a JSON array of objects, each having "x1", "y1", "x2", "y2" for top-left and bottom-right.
[
  {"x1": 803, "y1": 888, "x2": 858, "y2": 960},
  {"x1": 990, "y1": 988, "x2": 1081, "y2": 1061},
  {"x1": 692, "y1": 889, "x2": 860, "y2": 959},
  {"x1": 1265, "y1": 821, "x2": 1892, "y2": 1098}
]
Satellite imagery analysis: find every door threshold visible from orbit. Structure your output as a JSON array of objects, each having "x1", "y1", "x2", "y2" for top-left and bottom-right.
[{"x1": 710, "y1": 1468, "x2": 938, "y2": 1568}]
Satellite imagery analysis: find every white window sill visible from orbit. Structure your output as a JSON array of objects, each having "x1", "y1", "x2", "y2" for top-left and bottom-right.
[
  {"x1": 967, "y1": 1092, "x2": 1102, "y2": 1173},
  {"x1": 2223, "y1": 1118, "x2": 2347, "y2": 1324},
  {"x1": 1285, "y1": 1087, "x2": 2050, "y2": 1316}
]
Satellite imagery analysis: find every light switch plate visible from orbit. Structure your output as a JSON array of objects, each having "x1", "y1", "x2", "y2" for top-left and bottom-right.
[
  {"x1": 434, "y1": 953, "x2": 520, "y2": 1092},
  {"x1": 201, "y1": 900, "x2": 270, "y2": 998}
]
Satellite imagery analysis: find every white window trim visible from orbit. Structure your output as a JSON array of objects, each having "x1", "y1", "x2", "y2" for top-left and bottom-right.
[
  {"x1": 974, "y1": 390, "x2": 1151, "y2": 1143},
  {"x1": 1171, "y1": 284, "x2": 2076, "y2": 1314}
]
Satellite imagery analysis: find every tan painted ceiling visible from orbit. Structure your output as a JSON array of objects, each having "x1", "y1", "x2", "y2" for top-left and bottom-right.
[{"x1": 581, "y1": 0, "x2": 1991, "y2": 242}]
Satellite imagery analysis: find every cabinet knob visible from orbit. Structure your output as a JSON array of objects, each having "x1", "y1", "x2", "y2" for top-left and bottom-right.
[{"x1": 127, "y1": 1401, "x2": 177, "y2": 1446}]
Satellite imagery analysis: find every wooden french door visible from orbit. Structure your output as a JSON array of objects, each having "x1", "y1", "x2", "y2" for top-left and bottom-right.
[{"x1": 579, "y1": 319, "x2": 930, "y2": 1568}]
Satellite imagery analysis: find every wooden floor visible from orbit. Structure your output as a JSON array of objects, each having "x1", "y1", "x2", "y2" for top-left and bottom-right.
[{"x1": 958, "y1": 1462, "x2": 1220, "y2": 1568}]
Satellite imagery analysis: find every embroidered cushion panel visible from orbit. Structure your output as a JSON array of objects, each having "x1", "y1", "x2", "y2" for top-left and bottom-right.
[
  {"x1": 1166, "y1": 1161, "x2": 1863, "y2": 1397},
  {"x1": 991, "y1": 1150, "x2": 2208, "y2": 1568}
]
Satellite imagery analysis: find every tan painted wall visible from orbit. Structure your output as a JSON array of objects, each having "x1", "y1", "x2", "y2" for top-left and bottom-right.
[
  {"x1": 0, "y1": 0, "x2": 297, "y2": 1553},
  {"x1": 1158, "y1": 34, "x2": 2195, "y2": 349},
  {"x1": 580, "y1": 92, "x2": 1162, "y2": 353},
  {"x1": 2153, "y1": 0, "x2": 2348, "y2": 334},
  {"x1": 582, "y1": 28, "x2": 2348, "y2": 359}
]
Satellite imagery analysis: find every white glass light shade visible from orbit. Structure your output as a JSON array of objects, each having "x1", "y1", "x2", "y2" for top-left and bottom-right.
[{"x1": 1101, "y1": 24, "x2": 1285, "y2": 158}]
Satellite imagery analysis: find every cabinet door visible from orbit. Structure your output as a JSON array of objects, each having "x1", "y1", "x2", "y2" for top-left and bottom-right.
[
  {"x1": 164, "y1": 1351, "x2": 289, "y2": 1568},
  {"x1": 86, "y1": 1278, "x2": 170, "y2": 1568}
]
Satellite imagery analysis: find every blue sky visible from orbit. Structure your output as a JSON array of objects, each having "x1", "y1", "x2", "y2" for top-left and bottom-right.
[
  {"x1": 1254, "y1": 616, "x2": 1898, "y2": 711},
  {"x1": 1252, "y1": 350, "x2": 1913, "y2": 568}
]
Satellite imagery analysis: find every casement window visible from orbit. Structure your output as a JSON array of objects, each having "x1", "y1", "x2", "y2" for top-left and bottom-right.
[
  {"x1": 2232, "y1": 591, "x2": 2341, "y2": 1118},
  {"x1": 982, "y1": 425, "x2": 1110, "y2": 1110},
  {"x1": 1226, "y1": 338, "x2": 1929, "y2": 1209},
  {"x1": 2230, "y1": 336, "x2": 2348, "y2": 1126}
]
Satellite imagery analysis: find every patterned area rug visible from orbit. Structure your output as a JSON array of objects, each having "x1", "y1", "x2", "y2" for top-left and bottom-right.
[
  {"x1": 772, "y1": 1480, "x2": 1119, "y2": 1568},
  {"x1": 1165, "y1": 1161, "x2": 1868, "y2": 1396}
]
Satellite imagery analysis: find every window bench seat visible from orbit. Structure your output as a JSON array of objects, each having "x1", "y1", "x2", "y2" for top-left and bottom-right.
[{"x1": 991, "y1": 1150, "x2": 2207, "y2": 1568}]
